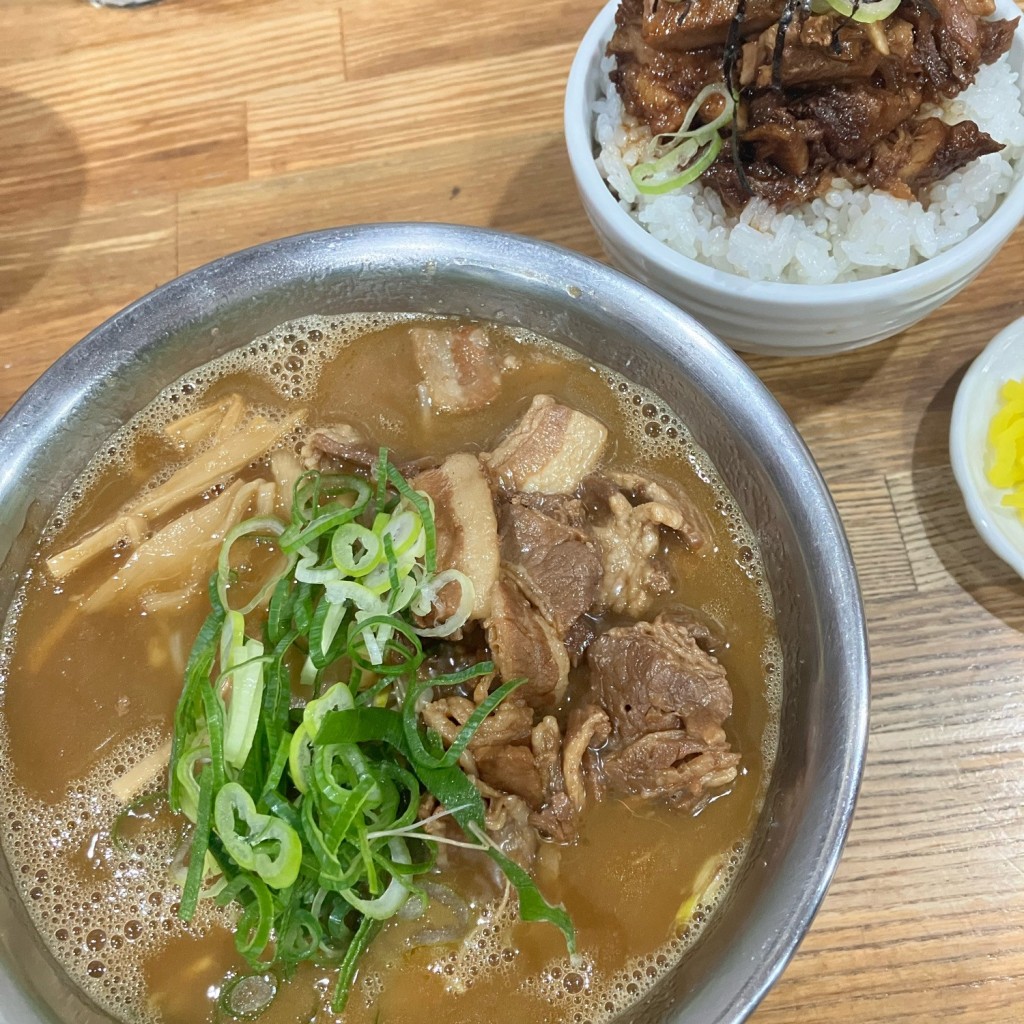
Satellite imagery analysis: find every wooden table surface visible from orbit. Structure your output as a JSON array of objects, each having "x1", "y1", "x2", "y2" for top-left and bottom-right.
[{"x1": 1, "y1": 1, "x2": 1023, "y2": 1021}]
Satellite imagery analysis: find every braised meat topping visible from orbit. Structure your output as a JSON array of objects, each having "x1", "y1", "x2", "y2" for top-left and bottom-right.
[
  {"x1": 295, "y1": 375, "x2": 745, "y2": 848},
  {"x1": 608, "y1": 0, "x2": 1018, "y2": 208},
  {"x1": 498, "y1": 498, "x2": 604, "y2": 637},
  {"x1": 390, "y1": 352, "x2": 749, "y2": 854}
]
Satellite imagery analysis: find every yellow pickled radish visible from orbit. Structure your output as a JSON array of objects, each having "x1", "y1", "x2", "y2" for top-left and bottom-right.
[{"x1": 986, "y1": 377, "x2": 1024, "y2": 508}]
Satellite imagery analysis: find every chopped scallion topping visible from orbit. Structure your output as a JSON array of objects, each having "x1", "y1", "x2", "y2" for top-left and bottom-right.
[
  {"x1": 169, "y1": 452, "x2": 575, "y2": 1015},
  {"x1": 631, "y1": 82, "x2": 735, "y2": 195}
]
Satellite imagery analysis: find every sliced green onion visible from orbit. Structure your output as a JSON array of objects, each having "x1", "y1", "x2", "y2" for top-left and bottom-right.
[
  {"x1": 632, "y1": 132, "x2": 724, "y2": 195},
  {"x1": 411, "y1": 568, "x2": 475, "y2": 638},
  {"x1": 631, "y1": 82, "x2": 734, "y2": 195},
  {"x1": 810, "y1": 0, "x2": 900, "y2": 20},
  {"x1": 288, "y1": 722, "x2": 315, "y2": 795},
  {"x1": 214, "y1": 783, "x2": 302, "y2": 890},
  {"x1": 217, "y1": 517, "x2": 290, "y2": 615},
  {"x1": 343, "y1": 838, "x2": 411, "y2": 919},
  {"x1": 384, "y1": 462, "x2": 436, "y2": 574},
  {"x1": 294, "y1": 552, "x2": 342, "y2": 586},
  {"x1": 180, "y1": 764, "x2": 215, "y2": 922},
  {"x1": 169, "y1": 602, "x2": 224, "y2": 814},
  {"x1": 467, "y1": 822, "x2": 577, "y2": 956},
  {"x1": 220, "y1": 615, "x2": 268, "y2": 771},
  {"x1": 175, "y1": 735, "x2": 210, "y2": 824},
  {"x1": 347, "y1": 614, "x2": 423, "y2": 677},
  {"x1": 331, "y1": 523, "x2": 383, "y2": 578},
  {"x1": 655, "y1": 82, "x2": 735, "y2": 149},
  {"x1": 217, "y1": 873, "x2": 275, "y2": 965},
  {"x1": 171, "y1": 456, "x2": 578, "y2": 1007},
  {"x1": 331, "y1": 914, "x2": 381, "y2": 1013},
  {"x1": 303, "y1": 682, "x2": 356, "y2": 740},
  {"x1": 374, "y1": 507, "x2": 422, "y2": 557}
]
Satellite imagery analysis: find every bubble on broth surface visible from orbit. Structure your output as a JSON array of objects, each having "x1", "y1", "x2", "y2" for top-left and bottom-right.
[
  {"x1": 0, "y1": 726, "x2": 235, "y2": 1021},
  {"x1": 0, "y1": 312, "x2": 780, "y2": 1024}
]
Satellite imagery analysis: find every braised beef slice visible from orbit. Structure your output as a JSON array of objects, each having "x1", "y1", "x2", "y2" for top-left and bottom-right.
[
  {"x1": 978, "y1": 15, "x2": 1017, "y2": 66},
  {"x1": 603, "y1": 731, "x2": 741, "y2": 809},
  {"x1": 780, "y1": 83, "x2": 924, "y2": 165},
  {"x1": 608, "y1": 470, "x2": 710, "y2": 550},
  {"x1": 302, "y1": 424, "x2": 374, "y2": 472},
  {"x1": 563, "y1": 704, "x2": 612, "y2": 813},
  {"x1": 510, "y1": 490, "x2": 589, "y2": 530},
  {"x1": 928, "y1": 0, "x2": 1009, "y2": 91},
  {"x1": 588, "y1": 614, "x2": 732, "y2": 747},
  {"x1": 475, "y1": 744, "x2": 546, "y2": 809},
  {"x1": 584, "y1": 471, "x2": 708, "y2": 618},
  {"x1": 527, "y1": 716, "x2": 580, "y2": 843},
  {"x1": 585, "y1": 613, "x2": 738, "y2": 809},
  {"x1": 497, "y1": 498, "x2": 603, "y2": 639},
  {"x1": 484, "y1": 574, "x2": 570, "y2": 711},
  {"x1": 656, "y1": 606, "x2": 726, "y2": 657},
  {"x1": 302, "y1": 425, "x2": 439, "y2": 477},
  {"x1": 426, "y1": 684, "x2": 582, "y2": 845},
  {"x1": 564, "y1": 614, "x2": 600, "y2": 668},
  {"x1": 476, "y1": 782, "x2": 539, "y2": 869}
]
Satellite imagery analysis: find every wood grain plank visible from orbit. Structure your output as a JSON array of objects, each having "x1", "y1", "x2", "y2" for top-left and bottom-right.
[
  {"x1": 0, "y1": 0, "x2": 342, "y2": 64},
  {"x1": 886, "y1": 467, "x2": 1022, "y2": 593},
  {"x1": 340, "y1": 0, "x2": 600, "y2": 79},
  {"x1": 1, "y1": 95, "x2": 248, "y2": 206},
  {"x1": 828, "y1": 476, "x2": 916, "y2": 601},
  {"x1": 0, "y1": 198, "x2": 177, "y2": 416},
  {"x1": 178, "y1": 129, "x2": 600, "y2": 271},
  {"x1": 0, "y1": 7, "x2": 344, "y2": 126},
  {"x1": 247, "y1": 43, "x2": 575, "y2": 178}
]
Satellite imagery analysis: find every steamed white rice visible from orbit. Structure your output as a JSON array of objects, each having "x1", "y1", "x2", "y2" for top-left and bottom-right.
[{"x1": 594, "y1": 56, "x2": 1024, "y2": 283}]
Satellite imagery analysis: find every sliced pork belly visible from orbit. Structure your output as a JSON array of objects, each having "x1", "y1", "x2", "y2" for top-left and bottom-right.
[
  {"x1": 412, "y1": 453, "x2": 500, "y2": 621},
  {"x1": 483, "y1": 395, "x2": 607, "y2": 494},
  {"x1": 412, "y1": 323, "x2": 502, "y2": 414}
]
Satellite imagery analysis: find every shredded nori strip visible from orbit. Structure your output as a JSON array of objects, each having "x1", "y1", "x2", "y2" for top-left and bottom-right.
[
  {"x1": 723, "y1": 0, "x2": 754, "y2": 199},
  {"x1": 771, "y1": 0, "x2": 800, "y2": 91}
]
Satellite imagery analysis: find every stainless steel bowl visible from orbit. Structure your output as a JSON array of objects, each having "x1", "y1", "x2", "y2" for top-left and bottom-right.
[{"x1": 0, "y1": 224, "x2": 868, "y2": 1024}]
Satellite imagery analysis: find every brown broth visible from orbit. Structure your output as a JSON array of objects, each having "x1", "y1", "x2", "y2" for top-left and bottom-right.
[{"x1": 0, "y1": 314, "x2": 779, "y2": 1024}]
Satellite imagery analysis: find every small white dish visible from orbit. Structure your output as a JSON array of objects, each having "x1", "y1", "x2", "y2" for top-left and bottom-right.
[{"x1": 950, "y1": 315, "x2": 1024, "y2": 577}]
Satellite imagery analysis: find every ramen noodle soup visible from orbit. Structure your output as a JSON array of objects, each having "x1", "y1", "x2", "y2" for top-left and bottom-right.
[{"x1": 0, "y1": 315, "x2": 780, "y2": 1024}]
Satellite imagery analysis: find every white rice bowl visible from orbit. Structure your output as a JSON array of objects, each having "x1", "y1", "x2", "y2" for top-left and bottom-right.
[{"x1": 594, "y1": 55, "x2": 1024, "y2": 284}]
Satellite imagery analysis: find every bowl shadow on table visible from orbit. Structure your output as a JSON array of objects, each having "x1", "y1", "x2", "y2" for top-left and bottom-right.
[
  {"x1": 489, "y1": 135, "x2": 606, "y2": 259},
  {"x1": 911, "y1": 359, "x2": 1024, "y2": 629},
  {"x1": 0, "y1": 89, "x2": 85, "y2": 312},
  {"x1": 744, "y1": 332, "x2": 901, "y2": 412}
]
